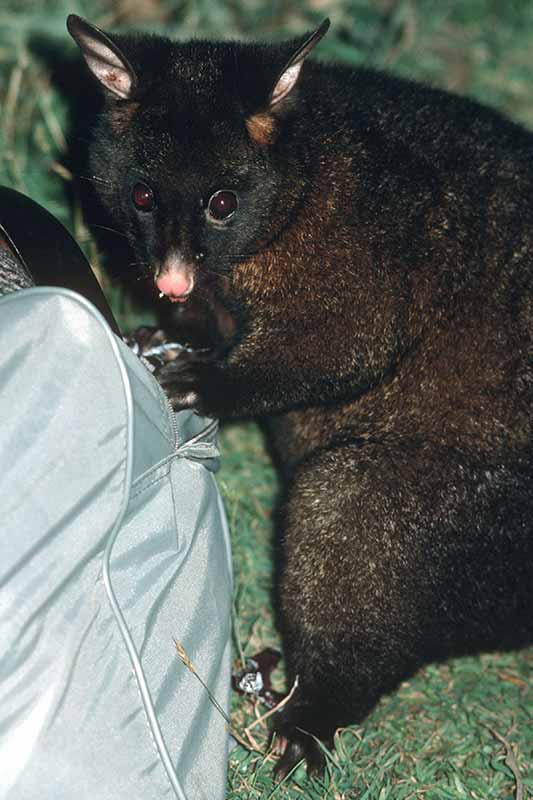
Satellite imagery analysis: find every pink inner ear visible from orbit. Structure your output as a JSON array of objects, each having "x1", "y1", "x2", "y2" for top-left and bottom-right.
[
  {"x1": 84, "y1": 39, "x2": 133, "y2": 99},
  {"x1": 98, "y1": 66, "x2": 132, "y2": 98},
  {"x1": 271, "y1": 61, "x2": 302, "y2": 106}
]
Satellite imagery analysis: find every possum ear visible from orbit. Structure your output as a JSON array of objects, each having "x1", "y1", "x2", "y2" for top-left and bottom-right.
[
  {"x1": 269, "y1": 18, "x2": 330, "y2": 107},
  {"x1": 246, "y1": 19, "x2": 329, "y2": 145},
  {"x1": 67, "y1": 14, "x2": 137, "y2": 100}
]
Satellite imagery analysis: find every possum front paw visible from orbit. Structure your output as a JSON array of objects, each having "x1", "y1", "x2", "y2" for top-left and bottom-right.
[
  {"x1": 156, "y1": 357, "x2": 206, "y2": 411},
  {"x1": 156, "y1": 355, "x2": 241, "y2": 417}
]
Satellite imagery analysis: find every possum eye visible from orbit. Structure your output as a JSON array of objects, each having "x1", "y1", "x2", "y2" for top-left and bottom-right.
[
  {"x1": 132, "y1": 182, "x2": 155, "y2": 212},
  {"x1": 206, "y1": 190, "x2": 238, "y2": 222}
]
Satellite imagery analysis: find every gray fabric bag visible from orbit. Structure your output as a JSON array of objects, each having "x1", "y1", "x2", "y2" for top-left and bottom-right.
[{"x1": 0, "y1": 287, "x2": 232, "y2": 800}]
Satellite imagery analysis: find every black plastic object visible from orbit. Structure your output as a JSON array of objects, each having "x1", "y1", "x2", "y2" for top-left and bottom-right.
[{"x1": 0, "y1": 186, "x2": 120, "y2": 335}]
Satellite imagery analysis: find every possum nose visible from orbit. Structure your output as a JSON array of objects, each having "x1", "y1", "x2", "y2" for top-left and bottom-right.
[
  {"x1": 156, "y1": 272, "x2": 192, "y2": 298},
  {"x1": 155, "y1": 256, "x2": 194, "y2": 302}
]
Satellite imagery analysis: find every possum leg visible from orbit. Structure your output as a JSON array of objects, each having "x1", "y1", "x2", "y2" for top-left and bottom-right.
[{"x1": 273, "y1": 438, "x2": 533, "y2": 778}]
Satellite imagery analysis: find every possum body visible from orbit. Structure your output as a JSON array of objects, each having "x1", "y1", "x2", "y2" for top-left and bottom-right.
[{"x1": 68, "y1": 15, "x2": 533, "y2": 777}]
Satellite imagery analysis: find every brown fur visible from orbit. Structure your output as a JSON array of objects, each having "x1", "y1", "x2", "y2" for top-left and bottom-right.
[{"x1": 245, "y1": 112, "x2": 276, "y2": 146}]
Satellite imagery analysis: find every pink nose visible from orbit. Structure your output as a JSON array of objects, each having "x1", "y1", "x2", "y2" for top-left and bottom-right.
[
  {"x1": 155, "y1": 257, "x2": 194, "y2": 302},
  {"x1": 156, "y1": 272, "x2": 192, "y2": 298}
]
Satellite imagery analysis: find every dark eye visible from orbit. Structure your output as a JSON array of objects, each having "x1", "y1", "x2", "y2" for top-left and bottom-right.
[
  {"x1": 132, "y1": 182, "x2": 155, "y2": 212},
  {"x1": 207, "y1": 190, "x2": 238, "y2": 222}
]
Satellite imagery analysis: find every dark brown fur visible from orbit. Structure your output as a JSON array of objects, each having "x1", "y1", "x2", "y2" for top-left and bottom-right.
[{"x1": 110, "y1": 100, "x2": 140, "y2": 134}]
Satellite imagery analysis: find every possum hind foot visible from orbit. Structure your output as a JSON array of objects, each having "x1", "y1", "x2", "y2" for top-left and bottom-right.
[{"x1": 271, "y1": 700, "x2": 338, "y2": 780}]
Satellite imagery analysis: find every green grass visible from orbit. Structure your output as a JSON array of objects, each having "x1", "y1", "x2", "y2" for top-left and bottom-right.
[{"x1": 1, "y1": 1, "x2": 532, "y2": 797}]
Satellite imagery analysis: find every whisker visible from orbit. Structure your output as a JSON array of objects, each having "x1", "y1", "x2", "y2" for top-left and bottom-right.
[
  {"x1": 88, "y1": 223, "x2": 129, "y2": 240},
  {"x1": 203, "y1": 268, "x2": 232, "y2": 283},
  {"x1": 216, "y1": 252, "x2": 260, "y2": 263},
  {"x1": 78, "y1": 174, "x2": 115, "y2": 187}
]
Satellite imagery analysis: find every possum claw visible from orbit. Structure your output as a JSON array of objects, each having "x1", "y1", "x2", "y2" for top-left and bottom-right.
[
  {"x1": 271, "y1": 733, "x2": 289, "y2": 757},
  {"x1": 272, "y1": 729, "x2": 326, "y2": 781}
]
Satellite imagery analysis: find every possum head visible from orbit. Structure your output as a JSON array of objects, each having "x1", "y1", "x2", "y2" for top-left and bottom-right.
[{"x1": 67, "y1": 15, "x2": 329, "y2": 304}]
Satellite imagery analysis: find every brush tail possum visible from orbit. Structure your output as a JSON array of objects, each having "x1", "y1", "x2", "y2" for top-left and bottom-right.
[{"x1": 68, "y1": 14, "x2": 533, "y2": 778}]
